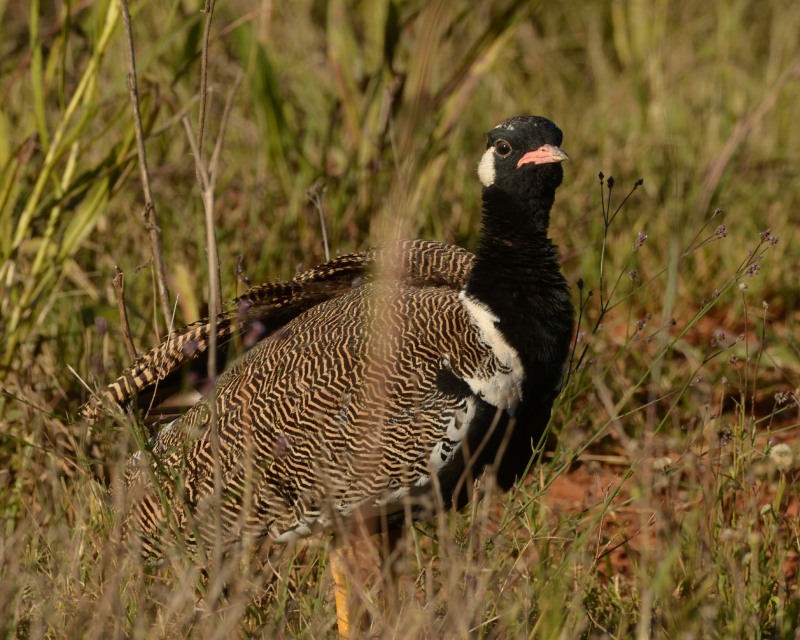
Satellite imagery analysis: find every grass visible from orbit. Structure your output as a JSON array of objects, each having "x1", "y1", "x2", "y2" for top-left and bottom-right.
[{"x1": 1, "y1": 0, "x2": 799, "y2": 637}]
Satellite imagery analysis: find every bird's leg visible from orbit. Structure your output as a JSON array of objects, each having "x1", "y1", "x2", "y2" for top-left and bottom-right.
[
  {"x1": 330, "y1": 545, "x2": 352, "y2": 639},
  {"x1": 330, "y1": 518, "x2": 390, "y2": 637}
]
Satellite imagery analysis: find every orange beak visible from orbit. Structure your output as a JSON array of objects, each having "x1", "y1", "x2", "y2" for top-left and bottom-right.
[{"x1": 516, "y1": 144, "x2": 569, "y2": 168}]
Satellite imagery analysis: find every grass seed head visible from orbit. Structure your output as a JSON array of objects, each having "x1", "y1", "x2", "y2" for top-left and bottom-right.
[{"x1": 769, "y1": 444, "x2": 795, "y2": 472}]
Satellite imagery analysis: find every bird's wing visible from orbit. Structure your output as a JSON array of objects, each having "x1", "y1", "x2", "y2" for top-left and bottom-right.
[
  {"x1": 125, "y1": 279, "x2": 515, "y2": 553},
  {"x1": 78, "y1": 240, "x2": 475, "y2": 425}
]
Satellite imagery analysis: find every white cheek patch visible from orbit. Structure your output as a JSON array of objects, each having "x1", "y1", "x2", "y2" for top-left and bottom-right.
[{"x1": 477, "y1": 148, "x2": 496, "y2": 187}]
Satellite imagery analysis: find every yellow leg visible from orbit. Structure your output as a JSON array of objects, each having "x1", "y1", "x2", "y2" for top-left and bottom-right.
[
  {"x1": 330, "y1": 529, "x2": 399, "y2": 636},
  {"x1": 330, "y1": 546, "x2": 351, "y2": 639}
]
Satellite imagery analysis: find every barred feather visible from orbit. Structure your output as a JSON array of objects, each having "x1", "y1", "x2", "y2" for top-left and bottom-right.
[
  {"x1": 125, "y1": 278, "x2": 511, "y2": 553},
  {"x1": 79, "y1": 240, "x2": 474, "y2": 424}
]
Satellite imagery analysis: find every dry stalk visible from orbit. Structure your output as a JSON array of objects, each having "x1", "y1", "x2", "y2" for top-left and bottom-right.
[
  {"x1": 306, "y1": 182, "x2": 331, "y2": 262},
  {"x1": 182, "y1": 115, "x2": 223, "y2": 571},
  {"x1": 181, "y1": 118, "x2": 218, "y2": 386},
  {"x1": 186, "y1": 6, "x2": 238, "y2": 574},
  {"x1": 196, "y1": 0, "x2": 218, "y2": 159},
  {"x1": 209, "y1": 72, "x2": 244, "y2": 189},
  {"x1": 195, "y1": 0, "x2": 222, "y2": 313},
  {"x1": 112, "y1": 266, "x2": 137, "y2": 361},
  {"x1": 119, "y1": 0, "x2": 172, "y2": 334}
]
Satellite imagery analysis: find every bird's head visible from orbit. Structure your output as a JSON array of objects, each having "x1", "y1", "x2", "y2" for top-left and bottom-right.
[{"x1": 477, "y1": 115, "x2": 568, "y2": 197}]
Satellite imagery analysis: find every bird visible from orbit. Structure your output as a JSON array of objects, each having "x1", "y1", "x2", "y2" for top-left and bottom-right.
[{"x1": 80, "y1": 115, "x2": 574, "y2": 634}]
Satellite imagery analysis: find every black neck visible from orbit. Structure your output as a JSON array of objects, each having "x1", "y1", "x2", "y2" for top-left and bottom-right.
[{"x1": 465, "y1": 185, "x2": 574, "y2": 388}]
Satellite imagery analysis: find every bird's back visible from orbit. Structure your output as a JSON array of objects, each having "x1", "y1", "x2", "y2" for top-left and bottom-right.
[
  {"x1": 79, "y1": 240, "x2": 475, "y2": 426},
  {"x1": 126, "y1": 277, "x2": 511, "y2": 554}
]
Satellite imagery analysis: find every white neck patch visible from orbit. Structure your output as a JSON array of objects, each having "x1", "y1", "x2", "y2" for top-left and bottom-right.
[
  {"x1": 458, "y1": 291, "x2": 525, "y2": 410},
  {"x1": 477, "y1": 148, "x2": 495, "y2": 187}
]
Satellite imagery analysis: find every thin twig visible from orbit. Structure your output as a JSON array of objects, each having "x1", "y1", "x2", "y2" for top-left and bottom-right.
[
  {"x1": 112, "y1": 266, "x2": 137, "y2": 361},
  {"x1": 196, "y1": 0, "x2": 217, "y2": 159},
  {"x1": 119, "y1": 0, "x2": 172, "y2": 334},
  {"x1": 195, "y1": 0, "x2": 222, "y2": 312},
  {"x1": 209, "y1": 71, "x2": 244, "y2": 189},
  {"x1": 182, "y1": 112, "x2": 223, "y2": 580},
  {"x1": 181, "y1": 117, "x2": 219, "y2": 383},
  {"x1": 306, "y1": 181, "x2": 331, "y2": 262},
  {"x1": 192, "y1": 2, "x2": 224, "y2": 572}
]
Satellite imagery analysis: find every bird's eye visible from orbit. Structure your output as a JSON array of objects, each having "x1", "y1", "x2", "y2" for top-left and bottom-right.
[{"x1": 494, "y1": 139, "x2": 512, "y2": 157}]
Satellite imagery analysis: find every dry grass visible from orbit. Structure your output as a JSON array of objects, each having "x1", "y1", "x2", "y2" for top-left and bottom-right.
[{"x1": 1, "y1": 0, "x2": 799, "y2": 637}]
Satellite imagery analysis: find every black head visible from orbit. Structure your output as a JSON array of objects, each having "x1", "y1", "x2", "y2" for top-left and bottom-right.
[{"x1": 477, "y1": 115, "x2": 567, "y2": 197}]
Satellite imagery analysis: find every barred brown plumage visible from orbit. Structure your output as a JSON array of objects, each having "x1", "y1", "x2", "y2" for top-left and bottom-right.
[
  {"x1": 78, "y1": 240, "x2": 474, "y2": 426},
  {"x1": 81, "y1": 115, "x2": 574, "y2": 567},
  {"x1": 126, "y1": 280, "x2": 510, "y2": 552}
]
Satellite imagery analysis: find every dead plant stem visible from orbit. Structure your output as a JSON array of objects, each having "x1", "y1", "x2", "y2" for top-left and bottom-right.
[
  {"x1": 119, "y1": 0, "x2": 172, "y2": 334},
  {"x1": 112, "y1": 266, "x2": 137, "y2": 361}
]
